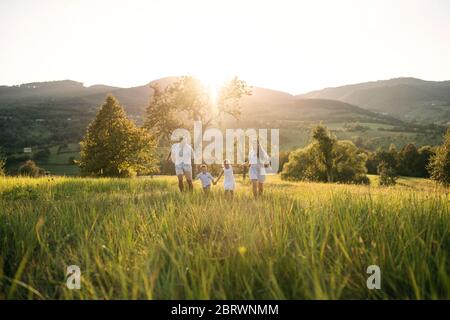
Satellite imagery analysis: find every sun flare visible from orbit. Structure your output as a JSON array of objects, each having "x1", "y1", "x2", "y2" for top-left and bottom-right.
[{"x1": 194, "y1": 68, "x2": 231, "y2": 112}]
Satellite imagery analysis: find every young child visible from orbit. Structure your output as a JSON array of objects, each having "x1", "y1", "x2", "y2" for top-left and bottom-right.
[
  {"x1": 195, "y1": 164, "x2": 215, "y2": 192},
  {"x1": 214, "y1": 159, "x2": 235, "y2": 196}
]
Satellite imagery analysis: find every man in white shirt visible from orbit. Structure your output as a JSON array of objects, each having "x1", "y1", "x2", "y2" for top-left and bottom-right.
[{"x1": 167, "y1": 137, "x2": 194, "y2": 192}]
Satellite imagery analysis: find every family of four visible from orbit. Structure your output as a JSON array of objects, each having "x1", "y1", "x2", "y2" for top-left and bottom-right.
[{"x1": 167, "y1": 137, "x2": 270, "y2": 197}]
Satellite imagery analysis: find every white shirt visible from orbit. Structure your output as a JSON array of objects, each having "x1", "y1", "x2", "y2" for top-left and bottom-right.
[
  {"x1": 248, "y1": 146, "x2": 269, "y2": 165},
  {"x1": 196, "y1": 172, "x2": 214, "y2": 188},
  {"x1": 171, "y1": 143, "x2": 193, "y2": 165}
]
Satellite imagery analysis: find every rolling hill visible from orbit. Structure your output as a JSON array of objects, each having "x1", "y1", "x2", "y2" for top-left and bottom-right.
[
  {"x1": 0, "y1": 77, "x2": 402, "y2": 125},
  {"x1": 0, "y1": 78, "x2": 176, "y2": 116},
  {"x1": 298, "y1": 77, "x2": 450, "y2": 124}
]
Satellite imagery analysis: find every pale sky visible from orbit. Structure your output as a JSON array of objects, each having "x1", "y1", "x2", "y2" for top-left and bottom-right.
[{"x1": 0, "y1": 0, "x2": 449, "y2": 94}]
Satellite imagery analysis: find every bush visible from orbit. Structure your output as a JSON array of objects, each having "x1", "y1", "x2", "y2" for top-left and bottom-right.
[
  {"x1": 18, "y1": 160, "x2": 45, "y2": 177},
  {"x1": 378, "y1": 161, "x2": 397, "y2": 186},
  {"x1": 282, "y1": 128, "x2": 369, "y2": 185},
  {"x1": 278, "y1": 151, "x2": 291, "y2": 173},
  {"x1": 428, "y1": 128, "x2": 450, "y2": 186},
  {"x1": 281, "y1": 143, "x2": 326, "y2": 182}
]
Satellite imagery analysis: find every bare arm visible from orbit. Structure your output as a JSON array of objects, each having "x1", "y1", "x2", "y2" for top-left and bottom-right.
[
  {"x1": 214, "y1": 170, "x2": 224, "y2": 185},
  {"x1": 190, "y1": 146, "x2": 195, "y2": 175}
]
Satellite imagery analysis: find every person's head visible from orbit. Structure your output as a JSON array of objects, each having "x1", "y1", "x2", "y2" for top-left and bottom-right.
[
  {"x1": 223, "y1": 159, "x2": 230, "y2": 169},
  {"x1": 200, "y1": 164, "x2": 207, "y2": 173}
]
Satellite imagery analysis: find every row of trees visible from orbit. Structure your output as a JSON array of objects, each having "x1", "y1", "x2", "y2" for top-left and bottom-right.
[
  {"x1": 281, "y1": 125, "x2": 450, "y2": 186},
  {"x1": 366, "y1": 144, "x2": 434, "y2": 178},
  {"x1": 365, "y1": 129, "x2": 450, "y2": 186}
]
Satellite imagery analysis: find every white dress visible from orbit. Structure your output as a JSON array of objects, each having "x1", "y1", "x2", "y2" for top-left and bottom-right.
[
  {"x1": 223, "y1": 167, "x2": 235, "y2": 191},
  {"x1": 248, "y1": 147, "x2": 269, "y2": 181}
]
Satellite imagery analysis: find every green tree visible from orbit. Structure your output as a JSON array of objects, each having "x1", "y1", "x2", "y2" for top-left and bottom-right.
[
  {"x1": 79, "y1": 95, "x2": 158, "y2": 177},
  {"x1": 145, "y1": 76, "x2": 251, "y2": 143},
  {"x1": 144, "y1": 84, "x2": 183, "y2": 143},
  {"x1": 397, "y1": 143, "x2": 419, "y2": 176},
  {"x1": 366, "y1": 146, "x2": 398, "y2": 175},
  {"x1": 281, "y1": 143, "x2": 325, "y2": 182},
  {"x1": 333, "y1": 141, "x2": 369, "y2": 184},
  {"x1": 378, "y1": 146, "x2": 398, "y2": 168},
  {"x1": 282, "y1": 125, "x2": 368, "y2": 184},
  {"x1": 417, "y1": 145, "x2": 435, "y2": 178},
  {"x1": 312, "y1": 125, "x2": 336, "y2": 182},
  {"x1": 428, "y1": 128, "x2": 450, "y2": 186},
  {"x1": 377, "y1": 161, "x2": 398, "y2": 186}
]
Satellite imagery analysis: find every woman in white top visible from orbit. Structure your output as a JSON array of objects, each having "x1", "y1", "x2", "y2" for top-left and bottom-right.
[
  {"x1": 214, "y1": 159, "x2": 235, "y2": 196},
  {"x1": 166, "y1": 136, "x2": 194, "y2": 192},
  {"x1": 247, "y1": 139, "x2": 270, "y2": 198}
]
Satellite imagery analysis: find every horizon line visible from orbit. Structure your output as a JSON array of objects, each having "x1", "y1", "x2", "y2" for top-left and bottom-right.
[{"x1": 1, "y1": 75, "x2": 449, "y2": 96}]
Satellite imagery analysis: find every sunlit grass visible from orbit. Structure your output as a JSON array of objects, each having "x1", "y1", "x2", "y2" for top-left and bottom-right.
[{"x1": 0, "y1": 175, "x2": 449, "y2": 299}]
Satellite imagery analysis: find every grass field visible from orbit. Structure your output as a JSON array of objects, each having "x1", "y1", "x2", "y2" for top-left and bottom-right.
[{"x1": 0, "y1": 175, "x2": 449, "y2": 299}]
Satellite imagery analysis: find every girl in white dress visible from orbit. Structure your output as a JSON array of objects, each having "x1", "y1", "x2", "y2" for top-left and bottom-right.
[{"x1": 214, "y1": 159, "x2": 235, "y2": 196}]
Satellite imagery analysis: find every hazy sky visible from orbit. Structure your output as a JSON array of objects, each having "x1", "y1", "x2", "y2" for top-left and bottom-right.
[{"x1": 0, "y1": 0, "x2": 449, "y2": 94}]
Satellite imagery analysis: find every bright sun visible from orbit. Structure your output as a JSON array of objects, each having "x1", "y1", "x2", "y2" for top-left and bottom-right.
[
  {"x1": 194, "y1": 66, "x2": 232, "y2": 108},
  {"x1": 198, "y1": 73, "x2": 223, "y2": 105}
]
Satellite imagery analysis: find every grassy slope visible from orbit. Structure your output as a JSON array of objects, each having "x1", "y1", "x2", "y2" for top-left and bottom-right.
[
  {"x1": 0, "y1": 175, "x2": 449, "y2": 299},
  {"x1": 38, "y1": 143, "x2": 80, "y2": 176}
]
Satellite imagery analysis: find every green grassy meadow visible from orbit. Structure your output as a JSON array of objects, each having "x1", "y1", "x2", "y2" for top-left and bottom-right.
[{"x1": 0, "y1": 175, "x2": 449, "y2": 299}]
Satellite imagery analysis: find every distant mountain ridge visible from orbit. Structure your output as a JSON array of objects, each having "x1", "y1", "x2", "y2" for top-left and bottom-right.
[
  {"x1": 1, "y1": 76, "x2": 449, "y2": 125},
  {"x1": 298, "y1": 77, "x2": 450, "y2": 124}
]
